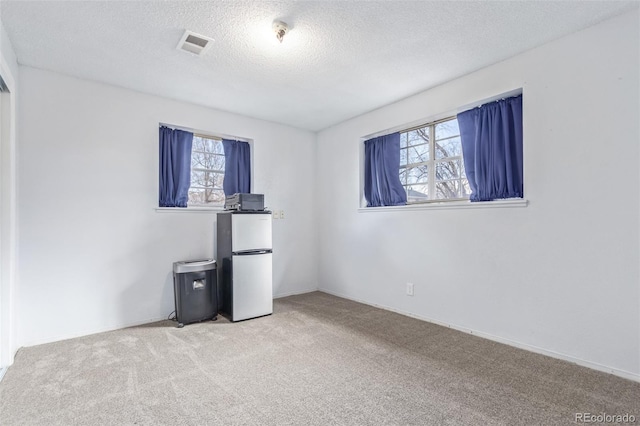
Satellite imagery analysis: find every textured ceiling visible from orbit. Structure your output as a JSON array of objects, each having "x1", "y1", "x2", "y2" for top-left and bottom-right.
[{"x1": 1, "y1": 1, "x2": 637, "y2": 131}]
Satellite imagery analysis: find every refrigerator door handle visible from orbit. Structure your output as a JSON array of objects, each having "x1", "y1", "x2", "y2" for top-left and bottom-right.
[{"x1": 232, "y1": 249, "x2": 272, "y2": 256}]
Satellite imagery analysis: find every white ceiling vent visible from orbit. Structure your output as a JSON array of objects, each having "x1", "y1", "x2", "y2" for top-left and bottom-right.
[{"x1": 177, "y1": 30, "x2": 214, "y2": 56}]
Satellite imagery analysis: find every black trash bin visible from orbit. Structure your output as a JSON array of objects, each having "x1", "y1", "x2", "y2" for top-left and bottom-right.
[{"x1": 172, "y1": 259, "x2": 217, "y2": 328}]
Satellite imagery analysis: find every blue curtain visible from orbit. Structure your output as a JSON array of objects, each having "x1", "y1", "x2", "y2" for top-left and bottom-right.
[
  {"x1": 457, "y1": 94, "x2": 523, "y2": 202},
  {"x1": 159, "y1": 126, "x2": 193, "y2": 207},
  {"x1": 364, "y1": 133, "x2": 407, "y2": 207},
  {"x1": 222, "y1": 139, "x2": 251, "y2": 195}
]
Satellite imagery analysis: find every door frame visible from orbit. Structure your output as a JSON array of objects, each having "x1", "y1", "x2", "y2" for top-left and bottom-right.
[{"x1": 0, "y1": 53, "x2": 17, "y2": 370}]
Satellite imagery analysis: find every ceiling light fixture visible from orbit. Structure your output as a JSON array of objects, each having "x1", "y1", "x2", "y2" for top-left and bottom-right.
[{"x1": 272, "y1": 21, "x2": 289, "y2": 43}]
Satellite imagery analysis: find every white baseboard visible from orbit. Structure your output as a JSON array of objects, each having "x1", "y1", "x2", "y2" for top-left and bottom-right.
[
  {"x1": 20, "y1": 316, "x2": 167, "y2": 348},
  {"x1": 274, "y1": 287, "x2": 318, "y2": 299},
  {"x1": 18, "y1": 290, "x2": 320, "y2": 349},
  {"x1": 318, "y1": 289, "x2": 640, "y2": 383},
  {"x1": 0, "y1": 366, "x2": 7, "y2": 383}
]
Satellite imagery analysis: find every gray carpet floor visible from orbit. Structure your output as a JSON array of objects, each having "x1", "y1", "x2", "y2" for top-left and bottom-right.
[{"x1": 0, "y1": 291, "x2": 638, "y2": 425}]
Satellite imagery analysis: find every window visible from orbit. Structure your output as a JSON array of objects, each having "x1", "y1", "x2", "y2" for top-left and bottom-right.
[
  {"x1": 399, "y1": 117, "x2": 470, "y2": 203},
  {"x1": 189, "y1": 135, "x2": 225, "y2": 206},
  {"x1": 159, "y1": 124, "x2": 252, "y2": 209},
  {"x1": 362, "y1": 94, "x2": 522, "y2": 209}
]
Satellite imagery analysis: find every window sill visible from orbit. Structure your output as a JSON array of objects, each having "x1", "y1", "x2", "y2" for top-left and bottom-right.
[
  {"x1": 358, "y1": 198, "x2": 528, "y2": 212},
  {"x1": 155, "y1": 206, "x2": 224, "y2": 213}
]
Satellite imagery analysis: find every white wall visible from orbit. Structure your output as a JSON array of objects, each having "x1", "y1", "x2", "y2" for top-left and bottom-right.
[
  {"x1": 0, "y1": 21, "x2": 17, "y2": 80},
  {"x1": 17, "y1": 67, "x2": 317, "y2": 346},
  {"x1": 316, "y1": 10, "x2": 639, "y2": 380},
  {"x1": 0, "y1": 20, "x2": 19, "y2": 367}
]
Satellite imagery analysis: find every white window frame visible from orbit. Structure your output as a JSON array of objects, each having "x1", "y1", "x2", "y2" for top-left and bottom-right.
[
  {"x1": 188, "y1": 134, "x2": 226, "y2": 208},
  {"x1": 400, "y1": 116, "x2": 468, "y2": 204}
]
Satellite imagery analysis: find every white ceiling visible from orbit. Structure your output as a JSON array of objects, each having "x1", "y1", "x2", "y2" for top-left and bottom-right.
[{"x1": 1, "y1": 1, "x2": 637, "y2": 131}]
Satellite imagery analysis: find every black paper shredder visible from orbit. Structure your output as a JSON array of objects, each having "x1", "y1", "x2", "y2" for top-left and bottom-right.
[{"x1": 172, "y1": 259, "x2": 217, "y2": 328}]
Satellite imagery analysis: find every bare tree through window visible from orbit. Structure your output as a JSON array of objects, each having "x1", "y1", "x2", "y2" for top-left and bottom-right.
[
  {"x1": 399, "y1": 118, "x2": 470, "y2": 202},
  {"x1": 189, "y1": 136, "x2": 225, "y2": 205}
]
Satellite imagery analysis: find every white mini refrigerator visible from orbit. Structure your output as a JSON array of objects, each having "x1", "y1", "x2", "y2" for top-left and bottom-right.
[{"x1": 216, "y1": 211, "x2": 273, "y2": 321}]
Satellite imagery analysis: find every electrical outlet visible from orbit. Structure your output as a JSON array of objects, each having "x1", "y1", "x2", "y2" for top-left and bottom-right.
[
  {"x1": 406, "y1": 282, "x2": 414, "y2": 296},
  {"x1": 280, "y1": 210, "x2": 285, "y2": 220}
]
